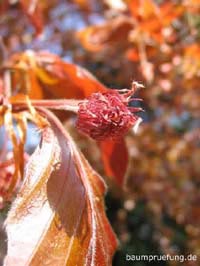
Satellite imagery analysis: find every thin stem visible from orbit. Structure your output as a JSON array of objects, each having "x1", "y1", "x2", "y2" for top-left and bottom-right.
[
  {"x1": 11, "y1": 99, "x2": 81, "y2": 113},
  {"x1": 138, "y1": 38, "x2": 147, "y2": 65},
  {"x1": 3, "y1": 70, "x2": 12, "y2": 98}
]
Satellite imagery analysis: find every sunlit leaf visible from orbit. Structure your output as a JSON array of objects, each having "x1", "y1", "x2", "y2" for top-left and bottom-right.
[
  {"x1": 5, "y1": 109, "x2": 117, "y2": 266},
  {"x1": 77, "y1": 16, "x2": 133, "y2": 52},
  {"x1": 5, "y1": 51, "x2": 107, "y2": 100},
  {"x1": 127, "y1": 0, "x2": 184, "y2": 43},
  {"x1": 182, "y1": 44, "x2": 200, "y2": 79}
]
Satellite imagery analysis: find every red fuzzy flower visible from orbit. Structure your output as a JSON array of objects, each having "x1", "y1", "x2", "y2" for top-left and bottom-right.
[{"x1": 76, "y1": 82, "x2": 143, "y2": 141}]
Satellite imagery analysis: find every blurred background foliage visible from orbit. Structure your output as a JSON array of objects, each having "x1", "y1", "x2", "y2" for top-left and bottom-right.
[{"x1": 0, "y1": 0, "x2": 200, "y2": 265}]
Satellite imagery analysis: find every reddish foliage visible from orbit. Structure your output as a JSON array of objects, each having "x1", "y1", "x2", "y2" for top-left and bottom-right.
[
  {"x1": 0, "y1": 0, "x2": 199, "y2": 265},
  {"x1": 99, "y1": 139, "x2": 128, "y2": 187}
]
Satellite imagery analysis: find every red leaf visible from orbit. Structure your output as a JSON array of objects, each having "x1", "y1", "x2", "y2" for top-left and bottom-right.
[
  {"x1": 4, "y1": 109, "x2": 117, "y2": 266},
  {"x1": 6, "y1": 51, "x2": 107, "y2": 100},
  {"x1": 33, "y1": 51, "x2": 107, "y2": 98},
  {"x1": 19, "y1": 0, "x2": 44, "y2": 35},
  {"x1": 99, "y1": 139, "x2": 128, "y2": 187}
]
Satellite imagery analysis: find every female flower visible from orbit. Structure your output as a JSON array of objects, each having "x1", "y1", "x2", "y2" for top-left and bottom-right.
[{"x1": 76, "y1": 82, "x2": 143, "y2": 140}]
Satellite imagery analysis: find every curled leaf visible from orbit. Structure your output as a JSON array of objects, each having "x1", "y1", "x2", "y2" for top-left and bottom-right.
[{"x1": 5, "y1": 109, "x2": 117, "y2": 266}]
